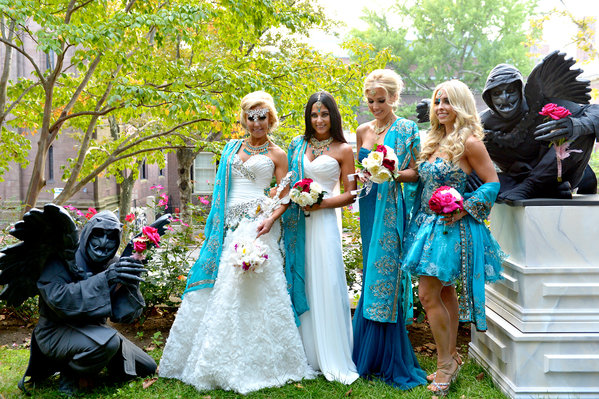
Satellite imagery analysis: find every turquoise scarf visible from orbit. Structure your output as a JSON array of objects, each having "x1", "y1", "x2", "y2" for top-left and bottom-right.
[
  {"x1": 362, "y1": 119, "x2": 420, "y2": 324},
  {"x1": 183, "y1": 139, "x2": 242, "y2": 295},
  {"x1": 281, "y1": 136, "x2": 310, "y2": 323}
]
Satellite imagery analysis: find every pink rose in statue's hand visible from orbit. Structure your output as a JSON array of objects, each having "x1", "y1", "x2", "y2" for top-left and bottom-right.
[
  {"x1": 142, "y1": 226, "x2": 160, "y2": 247},
  {"x1": 539, "y1": 103, "x2": 572, "y2": 120},
  {"x1": 429, "y1": 186, "x2": 464, "y2": 214},
  {"x1": 133, "y1": 239, "x2": 147, "y2": 253}
]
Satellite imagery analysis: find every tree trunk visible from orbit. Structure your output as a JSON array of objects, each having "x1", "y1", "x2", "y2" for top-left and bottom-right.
[
  {"x1": 118, "y1": 169, "x2": 136, "y2": 223},
  {"x1": 176, "y1": 147, "x2": 196, "y2": 225}
]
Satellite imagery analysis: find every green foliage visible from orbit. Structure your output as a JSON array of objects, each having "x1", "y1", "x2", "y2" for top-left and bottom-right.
[
  {"x1": 0, "y1": 347, "x2": 508, "y2": 398},
  {"x1": 341, "y1": 206, "x2": 362, "y2": 294},
  {"x1": 350, "y1": 0, "x2": 540, "y2": 93},
  {"x1": 140, "y1": 201, "x2": 209, "y2": 308},
  {"x1": 1, "y1": 0, "x2": 392, "y2": 205},
  {"x1": 151, "y1": 331, "x2": 164, "y2": 348}
]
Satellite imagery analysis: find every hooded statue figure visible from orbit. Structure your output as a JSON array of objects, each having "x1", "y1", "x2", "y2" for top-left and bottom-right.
[
  {"x1": 479, "y1": 52, "x2": 599, "y2": 201},
  {"x1": 18, "y1": 209, "x2": 157, "y2": 395}
]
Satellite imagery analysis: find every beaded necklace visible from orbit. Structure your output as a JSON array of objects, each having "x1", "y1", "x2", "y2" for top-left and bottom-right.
[
  {"x1": 373, "y1": 117, "x2": 395, "y2": 136},
  {"x1": 309, "y1": 136, "x2": 333, "y2": 158},
  {"x1": 243, "y1": 139, "x2": 269, "y2": 156}
]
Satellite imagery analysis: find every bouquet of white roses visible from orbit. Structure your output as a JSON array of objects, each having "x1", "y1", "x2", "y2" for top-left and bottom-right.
[
  {"x1": 232, "y1": 239, "x2": 268, "y2": 272},
  {"x1": 357, "y1": 144, "x2": 400, "y2": 184}
]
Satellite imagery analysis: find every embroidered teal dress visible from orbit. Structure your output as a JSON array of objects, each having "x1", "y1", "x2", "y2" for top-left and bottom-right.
[
  {"x1": 402, "y1": 158, "x2": 506, "y2": 331},
  {"x1": 351, "y1": 118, "x2": 427, "y2": 388}
]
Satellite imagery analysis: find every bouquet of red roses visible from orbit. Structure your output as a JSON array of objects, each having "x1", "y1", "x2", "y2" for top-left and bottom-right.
[{"x1": 429, "y1": 186, "x2": 464, "y2": 234}]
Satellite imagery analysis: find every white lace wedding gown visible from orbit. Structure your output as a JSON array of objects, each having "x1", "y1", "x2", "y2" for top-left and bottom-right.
[
  {"x1": 299, "y1": 154, "x2": 359, "y2": 384},
  {"x1": 159, "y1": 154, "x2": 315, "y2": 394}
]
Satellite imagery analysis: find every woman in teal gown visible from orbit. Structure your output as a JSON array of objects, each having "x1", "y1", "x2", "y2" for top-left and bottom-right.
[
  {"x1": 352, "y1": 69, "x2": 427, "y2": 389},
  {"x1": 402, "y1": 80, "x2": 505, "y2": 396}
]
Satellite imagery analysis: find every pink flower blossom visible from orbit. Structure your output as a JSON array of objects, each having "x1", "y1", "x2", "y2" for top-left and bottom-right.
[
  {"x1": 142, "y1": 226, "x2": 160, "y2": 247},
  {"x1": 198, "y1": 196, "x2": 210, "y2": 205},
  {"x1": 85, "y1": 207, "x2": 97, "y2": 220},
  {"x1": 125, "y1": 213, "x2": 135, "y2": 223},
  {"x1": 539, "y1": 103, "x2": 572, "y2": 120},
  {"x1": 150, "y1": 185, "x2": 164, "y2": 190},
  {"x1": 429, "y1": 186, "x2": 464, "y2": 214}
]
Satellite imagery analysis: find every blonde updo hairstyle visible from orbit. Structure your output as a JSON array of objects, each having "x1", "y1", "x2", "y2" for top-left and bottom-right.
[
  {"x1": 419, "y1": 80, "x2": 484, "y2": 164},
  {"x1": 239, "y1": 91, "x2": 279, "y2": 133},
  {"x1": 363, "y1": 69, "x2": 404, "y2": 108}
]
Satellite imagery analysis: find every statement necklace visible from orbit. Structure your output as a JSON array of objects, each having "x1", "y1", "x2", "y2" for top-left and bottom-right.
[
  {"x1": 373, "y1": 117, "x2": 395, "y2": 135},
  {"x1": 243, "y1": 139, "x2": 269, "y2": 156},
  {"x1": 309, "y1": 136, "x2": 333, "y2": 158}
]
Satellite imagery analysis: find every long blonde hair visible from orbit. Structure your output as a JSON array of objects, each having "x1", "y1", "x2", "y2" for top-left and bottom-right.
[{"x1": 419, "y1": 80, "x2": 483, "y2": 164}]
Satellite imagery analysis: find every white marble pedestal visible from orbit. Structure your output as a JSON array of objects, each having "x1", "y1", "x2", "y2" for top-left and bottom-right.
[{"x1": 469, "y1": 196, "x2": 599, "y2": 399}]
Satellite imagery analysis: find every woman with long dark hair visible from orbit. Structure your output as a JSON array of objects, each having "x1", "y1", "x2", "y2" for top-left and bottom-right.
[{"x1": 283, "y1": 91, "x2": 359, "y2": 384}]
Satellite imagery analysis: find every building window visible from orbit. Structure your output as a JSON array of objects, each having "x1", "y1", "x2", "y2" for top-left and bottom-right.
[
  {"x1": 47, "y1": 145, "x2": 54, "y2": 182},
  {"x1": 140, "y1": 159, "x2": 147, "y2": 180},
  {"x1": 45, "y1": 50, "x2": 55, "y2": 71},
  {"x1": 193, "y1": 152, "x2": 216, "y2": 193}
]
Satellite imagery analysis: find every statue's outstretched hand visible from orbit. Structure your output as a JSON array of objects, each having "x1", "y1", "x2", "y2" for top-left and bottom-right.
[
  {"x1": 534, "y1": 118, "x2": 574, "y2": 141},
  {"x1": 106, "y1": 257, "x2": 146, "y2": 287}
]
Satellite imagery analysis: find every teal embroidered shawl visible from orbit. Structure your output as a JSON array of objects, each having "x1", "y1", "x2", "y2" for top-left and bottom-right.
[
  {"x1": 183, "y1": 139, "x2": 242, "y2": 296},
  {"x1": 362, "y1": 119, "x2": 420, "y2": 324},
  {"x1": 281, "y1": 136, "x2": 310, "y2": 323}
]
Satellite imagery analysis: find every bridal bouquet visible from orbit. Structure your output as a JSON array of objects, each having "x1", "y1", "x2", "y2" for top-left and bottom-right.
[
  {"x1": 538, "y1": 103, "x2": 580, "y2": 182},
  {"x1": 232, "y1": 240, "x2": 268, "y2": 272},
  {"x1": 356, "y1": 144, "x2": 400, "y2": 184},
  {"x1": 290, "y1": 178, "x2": 326, "y2": 207},
  {"x1": 132, "y1": 225, "x2": 161, "y2": 260},
  {"x1": 429, "y1": 186, "x2": 464, "y2": 234}
]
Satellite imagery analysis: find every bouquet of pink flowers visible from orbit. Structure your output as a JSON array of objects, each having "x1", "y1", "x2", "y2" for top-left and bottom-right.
[
  {"x1": 356, "y1": 144, "x2": 400, "y2": 184},
  {"x1": 232, "y1": 240, "x2": 268, "y2": 273},
  {"x1": 538, "y1": 103, "x2": 581, "y2": 182},
  {"x1": 132, "y1": 226, "x2": 161, "y2": 260},
  {"x1": 290, "y1": 178, "x2": 326, "y2": 209},
  {"x1": 429, "y1": 186, "x2": 464, "y2": 234}
]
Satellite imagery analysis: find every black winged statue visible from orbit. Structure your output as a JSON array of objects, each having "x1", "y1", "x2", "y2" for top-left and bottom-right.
[
  {"x1": 0, "y1": 204, "x2": 170, "y2": 395},
  {"x1": 418, "y1": 51, "x2": 599, "y2": 200}
]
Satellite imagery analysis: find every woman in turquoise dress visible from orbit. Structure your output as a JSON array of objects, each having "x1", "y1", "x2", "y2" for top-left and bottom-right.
[
  {"x1": 402, "y1": 80, "x2": 505, "y2": 396},
  {"x1": 352, "y1": 69, "x2": 427, "y2": 389}
]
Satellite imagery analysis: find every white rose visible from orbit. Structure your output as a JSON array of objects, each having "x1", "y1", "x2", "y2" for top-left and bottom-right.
[
  {"x1": 369, "y1": 151, "x2": 384, "y2": 165},
  {"x1": 299, "y1": 191, "x2": 314, "y2": 206},
  {"x1": 446, "y1": 187, "x2": 462, "y2": 201},
  {"x1": 310, "y1": 182, "x2": 323, "y2": 193},
  {"x1": 309, "y1": 190, "x2": 320, "y2": 202},
  {"x1": 370, "y1": 168, "x2": 392, "y2": 183}
]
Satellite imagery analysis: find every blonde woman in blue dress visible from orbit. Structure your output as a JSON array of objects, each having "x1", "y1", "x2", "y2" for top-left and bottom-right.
[{"x1": 402, "y1": 80, "x2": 505, "y2": 396}]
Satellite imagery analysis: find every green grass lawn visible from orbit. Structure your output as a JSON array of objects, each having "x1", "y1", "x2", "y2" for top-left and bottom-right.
[{"x1": 0, "y1": 347, "x2": 506, "y2": 398}]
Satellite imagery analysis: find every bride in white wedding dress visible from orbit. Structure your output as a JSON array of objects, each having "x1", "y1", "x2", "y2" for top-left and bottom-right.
[
  {"x1": 159, "y1": 92, "x2": 315, "y2": 394},
  {"x1": 284, "y1": 92, "x2": 360, "y2": 385}
]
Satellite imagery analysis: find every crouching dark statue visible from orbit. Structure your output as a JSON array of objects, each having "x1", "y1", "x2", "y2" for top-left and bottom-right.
[{"x1": 0, "y1": 204, "x2": 165, "y2": 395}]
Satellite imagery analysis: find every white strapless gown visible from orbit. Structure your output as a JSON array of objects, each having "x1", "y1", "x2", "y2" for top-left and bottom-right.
[
  {"x1": 159, "y1": 154, "x2": 315, "y2": 394},
  {"x1": 299, "y1": 154, "x2": 359, "y2": 384}
]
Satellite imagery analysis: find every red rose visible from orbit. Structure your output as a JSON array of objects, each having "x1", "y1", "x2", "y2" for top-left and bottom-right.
[
  {"x1": 382, "y1": 158, "x2": 396, "y2": 172},
  {"x1": 133, "y1": 239, "x2": 147, "y2": 253},
  {"x1": 375, "y1": 144, "x2": 387, "y2": 156},
  {"x1": 125, "y1": 213, "x2": 135, "y2": 223}
]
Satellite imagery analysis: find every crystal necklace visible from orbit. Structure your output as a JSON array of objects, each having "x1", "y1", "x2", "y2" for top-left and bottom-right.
[
  {"x1": 243, "y1": 139, "x2": 269, "y2": 156},
  {"x1": 309, "y1": 136, "x2": 333, "y2": 158},
  {"x1": 373, "y1": 117, "x2": 395, "y2": 135}
]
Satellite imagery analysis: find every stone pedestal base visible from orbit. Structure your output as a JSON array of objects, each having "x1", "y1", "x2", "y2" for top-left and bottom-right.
[{"x1": 470, "y1": 197, "x2": 599, "y2": 398}]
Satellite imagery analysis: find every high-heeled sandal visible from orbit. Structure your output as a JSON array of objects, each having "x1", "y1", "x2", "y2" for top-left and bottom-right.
[
  {"x1": 427, "y1": 356, "x2": 461, "y2": 396},
  {"x1": 426, "y1": 353, "x2": 463, "y2": 382}
]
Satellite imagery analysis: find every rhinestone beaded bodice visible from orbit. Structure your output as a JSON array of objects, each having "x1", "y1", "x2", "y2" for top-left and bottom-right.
[{"x1": 227, "y1": 154, "x2": 275, "y2": 208}]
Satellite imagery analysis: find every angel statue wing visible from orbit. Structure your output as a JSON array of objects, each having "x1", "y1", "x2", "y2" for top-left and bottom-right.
[
  {"x1": 0, "y1": 204, "x2": 79, "y2": 307},
  {"x1": 521, "y1": 51, "x2": 592, "y2": 130}
]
